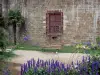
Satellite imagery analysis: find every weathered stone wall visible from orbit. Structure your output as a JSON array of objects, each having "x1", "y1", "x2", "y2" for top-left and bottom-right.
[
  {"x1": 1, "y1": 0, "x2": 100, "y2": 45},
  {"x1": 97, "y1": 16, "x2": 100, "y2": 35}
]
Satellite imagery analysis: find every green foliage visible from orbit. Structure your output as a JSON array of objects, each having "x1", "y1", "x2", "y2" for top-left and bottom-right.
[
  {"x1": 96, "y1": 36, "x2": 100, "y2": 50},
  {"x1": 75, "y1": 42, "x2": 99, "y2": 52},
  {"x1": 24, "y1": 68, "x2": 48, "y2": 75},
  {"x1": 0, "y1": 15, "x2": 6, "y2": 28},
  {"x1": 8, "y1": 9, "x2": 24, "y2": 45},
  {"x1": 15, "y1": 43, "x2": 100, "y2": 55},
  {"x1": 0, "y1": 14, "x2": 8, "y2": 52},
  {"x1": 15, "y1": 43, "x2": 41, "y2": 50},
  {"x1": 75, "y1": 43, "x2": 90, "y2": 49},
  {"x1": 96, "y1": 36, "x2": 100, "y2": 44},
  {"x1": 0, "y1": 28, "x2": 8, "y2": 51},
  {"x1": 0, "y1": 51, "x2": 15, "y2": 61},
  {"x1": 8, "y1": 9, "x2": 24, "y2": 26}
]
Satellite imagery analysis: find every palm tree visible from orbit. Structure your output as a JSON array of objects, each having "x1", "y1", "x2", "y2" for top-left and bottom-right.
[{"x1": 8, "y1": 10, "x2": 24, "y2": 45}]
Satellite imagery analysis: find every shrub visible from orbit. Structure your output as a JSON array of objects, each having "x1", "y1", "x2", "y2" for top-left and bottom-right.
[
  {"x1": 0, "y1": 29, "x2": 8, "y2": 51},
  {"x1": 20, "y1": 56, "x2": 100, "y2": 75},
  {"x1": 75, "y1": 42, "x2": 91, "y2": 50},
  {"x1": 0, "y1": 14, "x2": 8, "y2": 53},
  {"x1": 75, "y1": 42, "x2": 98, "y2": 51},
  {"x1": 96, "y1": 36, "x2": 100, "y2": 50},
  {"x1": 96, "y1": 36, "x2": 100, "y2": 45}
]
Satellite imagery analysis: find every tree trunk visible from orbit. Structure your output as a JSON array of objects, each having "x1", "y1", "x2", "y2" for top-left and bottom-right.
[{"x1": 13, "y1": 24, "x2": 16, "y2": 45}]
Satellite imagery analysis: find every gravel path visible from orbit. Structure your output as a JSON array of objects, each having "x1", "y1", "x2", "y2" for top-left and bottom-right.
[
  {"x1": 9, "y1": 50, "x2": 89, "y2": 73},
  {"x1": 11, "y1": 50, "x2": 89, "y2": 64}
]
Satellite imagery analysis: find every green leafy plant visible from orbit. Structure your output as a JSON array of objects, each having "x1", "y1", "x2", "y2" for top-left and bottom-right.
[
  {"x1": 0, "y1": 14, "x2": 8, "y2": 53},
  {"x1": 8, "y1": 9, "x2": 24, "y2": 45},
  {"x1": 96, "y1": 36, "x2": 100, "y2": 44},
  {"x1": 0, "y1": 14, "x2": 6, "y2": 29},
  {"x1": 96, "y1": 36, "x2": 100, "y2": 50},
  {"x1": 0, "y1": 28, "x2": 8, "y2": 52},
  {"x1": 75, "y1": 43, "x2": 90, "y2": 50}
]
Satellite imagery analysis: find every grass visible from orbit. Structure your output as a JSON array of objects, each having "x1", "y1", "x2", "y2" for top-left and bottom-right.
[
  {"x1": 15, "y1": 43, "x2": 41, "y2": 51},
  {"x1": 14, "y1": 43, "x2": 100, "y2": 56},
  {"x1": 41, "y1": 46, "x2": 79, "y2": 53},
  {"x1": 0, "y1": 51, "x2": 16, "y2": 61},
  {"x1": 15, "y1": 43, "x2": 78, "y2": 53},
  {"x1": 88, "y1": 49, "x2": 100, "y2": 56},
  {"x1": 0, "y1": 51, "x2": 16, "y2": 75},
  {"x1": 15, "y1": 44, "x2": 100, "y2": 54}
]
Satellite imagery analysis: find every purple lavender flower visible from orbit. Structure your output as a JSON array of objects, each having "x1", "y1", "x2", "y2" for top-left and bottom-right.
[
  {"x1": 92, "y1": 62, "x2": 95, "y2": 71},
  {"x1": 96, "y1": 72, "x2": 99, "y2": 75},
  {"x1": 66, "y1": 64, "x2": 71, "y2": 70},
  {"x1": 71, "y1": 61, "x2": 74, "y2": 66},
  {"x1": 47, "y1": 67, "x2": 51, "y2": 73},
  {"x1": 83, "y1": 42, "x2": 91, "y2": 46},
  {"x1": 41, "y1": 60, "x2": 44, "y2": 67},
  {"x1": 27, "y1": 60, "x2": 31, "y2": 68},
  {"x1": 61, "y1": 63, "x2": 65, "y2": 69},
  {"x1": 3, "y1": 68, "x2": 11, "y2": 75},
  {"x1": 23, "y1": 64, "x2": 27, "y2": 73},
  {"x1": 23, "y1": 36, "x2": 29, "y2": 41},
  {"x1": 34, "y1": 66, "x2": 37, "y2": 72},
  {"x1": 21, "y1": 65, "x2": 23, "y2": 75},
  {"x1": 77, "y1": 60, "x2": 79, "y2": 65},
  {"x1": 48, "y1": 59, "x2": 51, "y2": 65},
  {"x1": 83, "y1": 67, "x2": 87, "y2": 72},
  {"x1": 20, "y1": 57, "x2": 100, "y2": 75},
  {"x1": 74, "y1": 64, "x2": 78, "y2": 69},
  {"x1": 98, "y1": 42, "x2": 100, "y2": 46}
]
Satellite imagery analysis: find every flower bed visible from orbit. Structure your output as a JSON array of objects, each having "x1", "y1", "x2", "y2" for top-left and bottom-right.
[{"x1": 21, "y1": 56, "x2": 100, "y2": 75}]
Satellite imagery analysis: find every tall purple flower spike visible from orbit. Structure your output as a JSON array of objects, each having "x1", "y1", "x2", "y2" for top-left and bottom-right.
[{"x1": 20, "y1": 57, "x2": 100, "y2": 75}]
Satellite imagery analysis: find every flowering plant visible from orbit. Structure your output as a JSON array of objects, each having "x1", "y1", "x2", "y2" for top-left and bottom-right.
[
  {"x1": 20, "y1": 56, "x2": 100, "y2": 75},
  {"x1": 75, "y1": 42, "x2": 98, "y2": 50},
  {"x1": 3, "y1": 56, "x2": 100, "y2": 75},
  {"x1": 75, "y1": 42, "x2": 91, "y2": 50}
]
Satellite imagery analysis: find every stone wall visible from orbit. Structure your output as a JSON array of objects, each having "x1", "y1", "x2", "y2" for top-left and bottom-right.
[
  {"x1": 1, "y1": 0, "x2": 100, "y2": 46},
  {"x1": 97, "y1": 15, "x2": 100, "y2": 35}
]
